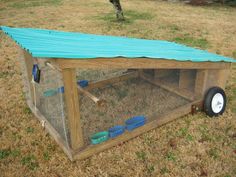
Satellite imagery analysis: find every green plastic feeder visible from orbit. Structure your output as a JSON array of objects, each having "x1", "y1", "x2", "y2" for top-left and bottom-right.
[
  {"x1": 43, "y1": 89, "x2": 57, "y2": 97},
  {"x1": 91, "y1": 131, "x2": 109, "y2": 145}
]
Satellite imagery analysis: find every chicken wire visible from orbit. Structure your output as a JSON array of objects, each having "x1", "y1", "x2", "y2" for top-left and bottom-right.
[
  {"x1": 18, "y1": 54, "x2": 70, "y2": 147},
  {"x1": 19, "y1": 51, "x2": 196, "y2": 149},
  {"x1": 77, "y1": 69, "x2": 193, "y2": 146}
]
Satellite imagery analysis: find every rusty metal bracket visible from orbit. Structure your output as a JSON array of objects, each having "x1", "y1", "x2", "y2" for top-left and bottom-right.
[{"x1": 191, "y1": 101, "x2": 203, "y2": 115}]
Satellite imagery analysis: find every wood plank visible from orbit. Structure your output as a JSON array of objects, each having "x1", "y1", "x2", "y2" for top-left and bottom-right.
[
  {"x1": 141, "y1": 72, "x2": 195, "y2": 101},
  {"x1": 56, "y1": 58, "x2": 231, "y2": 70},
  {"x1": 195, "y1": 69, "x2": 230, "y2": 99},
  {"x1": 179, "y1": 69, "x2": 196, "y2": 90},
  {"x1": 154, "y1": 69, "x2": 176, "y2": 79},
  {"x1": 85, "y1": 71, "x2": 139, "y2": 91},
  {"x1": 73, "y1": 101, "x2": 196, "y2": 160},
  {"x1": 78, "y1": 85, "x2": 106, "y2": 106},
  {"x1": 216, "y1": 69, "x2": 230, "y2": 89},
  {"x1": 206, "y1": 69, "x2": 230, "y2": 90},
  {"x1": 22, "y1": 50, "x2": 34, "y2": 103},
  {"x1": 194, "y1": 69, "x2": 209, "y2": 97},
  {"x1": 62, "y1": 68, "x2": 84, "y2": 150}
]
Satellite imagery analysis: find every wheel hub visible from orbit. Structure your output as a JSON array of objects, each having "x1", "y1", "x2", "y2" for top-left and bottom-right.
[{"x1": 211, "y1": 93, "x2": 224, "y2": 114}]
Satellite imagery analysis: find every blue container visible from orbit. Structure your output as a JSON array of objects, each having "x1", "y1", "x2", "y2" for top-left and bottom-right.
[
  {"x1": 77, "y1": 80, "x2": 89, "y2": 88},
  {"x1": 108, "y1": 125, "x2": 125, "y2": 138},
  {"x1": 125, "y1": 116, "x2": 146, "y2": 131},
  {"x1": 32, "y1": 64, "x2": 40, "y2": 83},
  {"x1": 57, "y1": 86, "x2": 64, "y2": 93}
]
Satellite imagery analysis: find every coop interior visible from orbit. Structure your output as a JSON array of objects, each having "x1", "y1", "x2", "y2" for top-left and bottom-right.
[{"x1": 21, "y1": 58, "x2": 201, "y2": 152}]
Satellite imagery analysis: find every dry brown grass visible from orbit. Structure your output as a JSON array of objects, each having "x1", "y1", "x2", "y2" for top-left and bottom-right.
[{"x1": 0, "y1": 0, "x2": 236, "y2": 176}]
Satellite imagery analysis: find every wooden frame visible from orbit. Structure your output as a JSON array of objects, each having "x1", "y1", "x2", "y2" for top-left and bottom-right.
[
  {"x1": 56, "y1": 58, "x2": 231, "y2": 69},
  {"x1": 21, "y1": 50, "x2": 232, "y2": 161}
]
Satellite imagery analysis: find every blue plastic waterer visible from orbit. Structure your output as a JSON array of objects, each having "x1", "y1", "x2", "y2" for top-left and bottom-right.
[
  {"x1": 77, "y1": 80, "x2": 89, "y2": 88},
  {"x1": 57, "y1": 86, "x2": 64, "y2": 93},
  {"x1": 125, "y1": 116, "x2": 146, "y2": 131},
  {"x1": 108, "y1": 125, "x2": 125, "y2": 138}
]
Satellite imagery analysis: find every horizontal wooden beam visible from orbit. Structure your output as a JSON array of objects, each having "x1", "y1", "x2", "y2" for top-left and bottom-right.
[
  {"x1": 85, "y1": 71, "x2": 139, "y2": 91},
  {"x1": 140, "y1": 72, "x2": 195, "y2": 101},
  {"x1": 73, "y1": 101, "x2": 199, "y2": 160},
  {"x1": 56, "y1": 58, "x2": 231, "y2": 70}
]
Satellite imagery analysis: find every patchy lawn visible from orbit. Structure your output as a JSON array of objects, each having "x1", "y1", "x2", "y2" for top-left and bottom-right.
[{"x1": 0, "y1": 0, "x2": 235, "y2": 176}]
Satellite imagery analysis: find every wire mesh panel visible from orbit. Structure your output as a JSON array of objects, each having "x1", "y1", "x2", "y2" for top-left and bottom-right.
[
  {"x1": 36, "y1": 62, "x2": 69, "y2": 145},
  {"x1": 76, "y1": 69, "x2": 127, "y2": 81},
  {"x1": 18, "y1": 55, "x2": 70, "y2": 147},
  {"x1": 77, "y1": 69, "x2": 193, "y2": 146},
  {"x1": 19, "y1": 54, "x2": 197, "y2": 151}
]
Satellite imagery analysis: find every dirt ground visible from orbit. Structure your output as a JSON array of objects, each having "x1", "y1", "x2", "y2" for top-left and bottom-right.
[{"x1": 0, "y1": 0, "x2": 236, "y2": 176}]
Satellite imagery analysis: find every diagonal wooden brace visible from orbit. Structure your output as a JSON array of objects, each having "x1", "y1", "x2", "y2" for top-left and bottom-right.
[{"x1": 77, "y1": 85, "x2": 106, "y2": 107}]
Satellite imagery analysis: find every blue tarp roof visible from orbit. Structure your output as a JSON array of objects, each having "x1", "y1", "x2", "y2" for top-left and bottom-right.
[{"x1": 0, "y1": 26, "x2": 235, "y2": 63}]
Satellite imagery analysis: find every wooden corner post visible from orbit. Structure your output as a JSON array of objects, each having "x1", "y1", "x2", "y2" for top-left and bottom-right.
[
  {"x1": 194, "y1": 69, "x2": 208, "y2": 97},
  {"x1": 61, "y1": 68, "x2": 84, "y2": 150}
]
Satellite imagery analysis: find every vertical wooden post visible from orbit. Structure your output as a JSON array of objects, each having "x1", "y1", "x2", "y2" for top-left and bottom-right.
[
  {"x1": 62, "y1": 68, "x2": 84, "y2": 150},
  {"x1": 217, "y1": 69, "x2": 230, "y2": 89},
  {"x1": 194, "y1": 69, "x2": 208, "y2": 97},
  {"x1": 22, "y1": 50, "x2": 34, "y2": 101}
]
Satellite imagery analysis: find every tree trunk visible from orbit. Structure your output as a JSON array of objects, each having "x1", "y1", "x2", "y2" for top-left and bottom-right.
[{"x1": 109, "y1": 0, "x2": 124, "y2": 20}]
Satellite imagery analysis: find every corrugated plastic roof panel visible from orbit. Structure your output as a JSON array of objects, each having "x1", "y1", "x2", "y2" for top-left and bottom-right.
[{"x1": 0, "y1": 26, "x2": 235, "y2": 63}]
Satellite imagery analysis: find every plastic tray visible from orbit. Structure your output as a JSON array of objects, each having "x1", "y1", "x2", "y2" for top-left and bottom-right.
[
  {"x1": 43, "y1": 89, "x2": 58, "y2": 97},
  {"x1": 91, "y1": 131, "x2": 109, "y2": 145},
  {"x1": 109, "y1": 125, "x2": 125, "y2": 138},
  {"x1": 77, "y1": 80, "x2": 88, "y2": 88},
  {"x1": 125, "y1": 116, "x2": 146, "y2": 131},
  {"x1": 57, "y1": 86, "x2": 64, "y2": 93}
]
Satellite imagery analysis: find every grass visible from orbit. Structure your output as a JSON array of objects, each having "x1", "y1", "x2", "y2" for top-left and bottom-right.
[
  {"x1": 0, "y1": 149, "x2": 21, "y2": 160},
  {"x1": 0, "y1": 0, "x2": 236, "y2": 176},
  {"x1": 147, "y1": 165, "x2": 155, "y2": 174},
  {"x1": 160, "y1": 167, "x2": 170, "y2": 174},
  {"x1": 43, "y1": 151, "x2": 51, "y2": 161},
  {"x1": 26, "y1": 127, "x2": 34, "y2": 133},
  {"x1": 0, "y1": 149, "x2": 11, "y2": 160},
  {"x1": 165, "y1": 151, "x2": 177, "y2": 162},
  {"x1": 233, "y1": 51, "x2": 236, "y2": 58},
  {"x1": 172, "y1": 35, "x2": 210, "y2": 49},
  {"x1": 0, "y1": 71, "x2": 13, "y2": 78},
  {"x1": 136, "y1": 151, "x2": 147, "y2": 161},
  {"x1": 115, "y1": 87, "x2": 128, "y2": 100},
  {"x1": 177, "y1": 127, "x2": 188, "y2": 137},
  {"x1": 97, "y1": 10, "x2": 154, "y2": 24},
  {"x1": 208, "y1": 148, "x2": 219, "y2": 159},
  {"x1": 23, "y1": 107, "x2": 32, "y2": 115},
  {"x1": 21, "y1": 154, "x2": 39, "y2": 170},
  {"x1": 10, "y1": 0, "x2": 62, "y2": 9}
]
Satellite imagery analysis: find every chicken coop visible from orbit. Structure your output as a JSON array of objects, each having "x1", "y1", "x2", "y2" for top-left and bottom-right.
[{"x1": 1, "y1": 26, "x2": 235, "y2": 161}]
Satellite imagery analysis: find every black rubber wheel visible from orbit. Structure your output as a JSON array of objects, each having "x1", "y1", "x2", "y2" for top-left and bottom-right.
[{"x1": 204, "y1": 87, "x2": 226, "y2": 117}]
